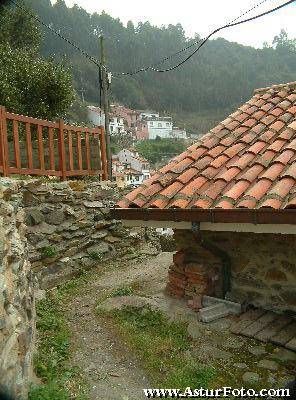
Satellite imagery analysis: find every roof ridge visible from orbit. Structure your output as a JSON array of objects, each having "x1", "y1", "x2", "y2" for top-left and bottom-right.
[{"x1": 254, "y1": 81, "x2": 296, "y2": 95}]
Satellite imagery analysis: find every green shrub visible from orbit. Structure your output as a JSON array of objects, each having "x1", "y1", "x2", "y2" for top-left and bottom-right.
[{"x1": 41, "y1": 246, "x2": 56, "y2": 258}]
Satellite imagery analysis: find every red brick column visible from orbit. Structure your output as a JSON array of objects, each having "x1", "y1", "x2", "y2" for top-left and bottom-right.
[
  {"x1": 167, "y1": 233, "x2": 221, "y2": 310},
  {"x1": 166, "y1": 250, "x2": 186, "y2": 299}
]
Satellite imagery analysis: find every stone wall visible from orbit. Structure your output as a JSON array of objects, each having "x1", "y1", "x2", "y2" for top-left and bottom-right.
[
  {"x1": 23, "y1": 179, "x2": 147, "y2": 288},
  {"x1": 0, "y1": 181, "x2": 35, "y2": 399},
  {"x1": 0, "y1": 177, "x2": 153, "y2": 398},
  {"x1": 170, "y1": 229, "x2": 296, "y2": 314}
]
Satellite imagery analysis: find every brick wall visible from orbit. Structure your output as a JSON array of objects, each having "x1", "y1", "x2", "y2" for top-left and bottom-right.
[{"x1": 168, "y1": 229, "x2": 296, "y2": 314}]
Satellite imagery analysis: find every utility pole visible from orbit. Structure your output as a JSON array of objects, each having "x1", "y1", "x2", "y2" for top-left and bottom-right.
[
  {"x1": 79, "y1": 77, "x2": 86, "y2": 103},
  {"x1": 100, "y1": 35, "x2": 112, "y2": 180}
]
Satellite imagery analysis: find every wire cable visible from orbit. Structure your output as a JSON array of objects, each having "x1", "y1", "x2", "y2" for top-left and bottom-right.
[
  {"x1": 115, "y1": 0, "x2": 294, "y2": 76},
  {"x1": 152, "y1": 0, "x2": 296, "y2": 73},
  {"x1": 114, "y1": 0, "x2": 269, "y2": 76}
]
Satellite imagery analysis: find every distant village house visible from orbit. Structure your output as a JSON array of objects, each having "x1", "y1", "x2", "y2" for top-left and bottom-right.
[
  {"x1": 112, "y1": 148, "x2": 151, "y2": 187},
  {"x1": 87, "y1": 104, "x2": 187, "y2": 140}
]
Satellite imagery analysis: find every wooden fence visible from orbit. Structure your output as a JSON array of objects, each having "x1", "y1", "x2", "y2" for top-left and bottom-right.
[{"x1": 0, "y1": 106, "x2": 108, "y2": 180}]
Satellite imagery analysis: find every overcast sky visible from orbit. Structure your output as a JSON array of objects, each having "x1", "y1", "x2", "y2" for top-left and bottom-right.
[{"x1": 57, "y1": 0, "x2": 296, "y2": 48}]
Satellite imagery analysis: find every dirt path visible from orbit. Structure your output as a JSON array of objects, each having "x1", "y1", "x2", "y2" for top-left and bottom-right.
[
  {"x1": 66, "y1": 251, "x2": 173, "y2": 400},
  {"x1": 63, "y1": 249, "x2": 295, "y2": 399}
]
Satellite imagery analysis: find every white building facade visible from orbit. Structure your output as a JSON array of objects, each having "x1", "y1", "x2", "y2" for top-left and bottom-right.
[
  {"x1": 109, "y1": 116, "x2": 125, "y2": 134},
  {"x1": 172, "y1": 127, "x2": 187, "y2": 139},
  {"x1": 139, "y1": 111, "x2": 159, "y2": 120},
  {"x1": 88, "y1": 106, "x2": 127, "y2": 136},
  {"x1": 87, "y1": 106, "x2": 105, "y2": 126},
  {"x1": 146, "y1": 117, "x2": 173, "y2": 139},
  {"x1": 88, "y1": 106, "x2": 186, "y2": 140},
  {"x1": 116, "y1": 148, "x2": 151, "y2": 186}
]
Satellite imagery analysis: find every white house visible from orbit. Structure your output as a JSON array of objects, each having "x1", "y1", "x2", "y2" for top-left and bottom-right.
[
  {"x1": 109, "y1": 116, "x2": 125, "y2": 135},
  {"x1": 87, "y1": 106, "x2": 105, "y2": 126},
  {"x1": 116, "y1": 148, "x2": 151, "y2": 186},
  {"x1": 87, "y1": 106, "x2": 127, "y2": 136},
  {"x1": 171, "y1": 127, "x2": 187, "y2": 139},
  {"x1": 88, "y1": 105, "x2": 186, "y2": 140},
  {"x1": 139, "y1": 111, "x2": 159, "y2": 120},
  {"x1": 146, "y1": 116, "x2": 173, "y2": 139}
]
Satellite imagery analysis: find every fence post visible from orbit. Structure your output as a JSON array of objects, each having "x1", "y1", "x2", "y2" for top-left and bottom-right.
[
  {"x1": 58, "y1": 119, "x2": 66, "y2": 181},
  {"x1": 0, "y1": 106, "x2": 9, "y2": 177},
  {"x1": 99, "y1": 126, "x2": 108, "y2": 181}
]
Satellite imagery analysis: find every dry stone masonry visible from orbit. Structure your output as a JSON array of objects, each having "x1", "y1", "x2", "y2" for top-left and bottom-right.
[
  {"x1": 0, "y1": 177, "x2": 151, "y2": 398},
  {"x1": 23, "y1": 180, "x2": 146, "y2": 288},
  {"x1": 0, "y1": 180, "x2": 35, "y2": 399}
]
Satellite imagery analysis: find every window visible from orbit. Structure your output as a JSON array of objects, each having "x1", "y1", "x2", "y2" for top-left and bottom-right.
[
  {"x1": 166, "y1": 122, "x2": 170, "y2": 127},
  {"x1": 150, "y1": 122, "x2": 154, "y2": 126},
  {"x1": 158, "y1": 123, "x2": 162, "y2": 127}
]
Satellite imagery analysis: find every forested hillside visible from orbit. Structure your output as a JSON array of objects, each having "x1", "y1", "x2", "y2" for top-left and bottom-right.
[{"x1": 28, "y1": 0, "x2": 296, "y2": 131}]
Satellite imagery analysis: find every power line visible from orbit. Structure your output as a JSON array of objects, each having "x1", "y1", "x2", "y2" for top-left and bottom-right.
[
  {"x1": 114, "y1": 0, "x2": 269, "y2": 76},
  {"x1": 152, "y1": 0, "x2": 296, "y2": 73},
  {"x1": 114, "y1": 0, "x2": 294, "y2": 76},
  {"x1": 9, "y1": 0, "x2": 296, "y2": 78}
]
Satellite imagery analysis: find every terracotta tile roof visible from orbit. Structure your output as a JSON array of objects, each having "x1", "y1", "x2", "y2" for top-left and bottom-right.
[{"x1": 118, "y1": 82, "x2": 296, "y2": 211}]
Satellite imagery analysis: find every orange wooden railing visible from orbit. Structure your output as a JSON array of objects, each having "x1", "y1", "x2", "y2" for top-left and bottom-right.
[{"x1": 0, "y1": 106, "x2": 108, "y2": 180}]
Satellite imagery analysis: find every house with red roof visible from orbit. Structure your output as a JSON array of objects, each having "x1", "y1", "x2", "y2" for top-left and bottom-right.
[{"x1": 112, "y1": 81, "x2": 296, "y2": 329}]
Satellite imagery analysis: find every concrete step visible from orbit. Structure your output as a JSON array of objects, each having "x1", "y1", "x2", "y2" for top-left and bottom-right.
[
  {"x1": 198, "y1": 303, "x2": 232, "y2": 323},
  {"x1": 203, "y1": 295, "x2": 241, "y2": 315}
]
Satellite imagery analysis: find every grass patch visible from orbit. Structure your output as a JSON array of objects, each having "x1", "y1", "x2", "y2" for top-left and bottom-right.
[
  {"x1": 104, "y1": 305, "x2": 215, "y2": 390},
  {"x1": 29, "y1": 294, "x2": 88, "y2": 400},
  {"x1": 109, "y1": 286, "x2": 134, "y2": 297},
  {"x1": 88, "y1": 251, "x2": 103, "y2": 261}
]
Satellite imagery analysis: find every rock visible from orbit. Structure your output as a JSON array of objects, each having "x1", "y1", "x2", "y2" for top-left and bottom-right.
[
  {"x1": 22, "y1": 191, "x2": 39, "y2": 206},
  {"x1": 187, "y1": 321, "x2": 202, "y2": 339},
  {"x1": 45, "y1": 210, "x2": 65, "y2": 225},
  {"x1": 60, "y1": 257, "x2": 70, "y2": 263},
  {"x1": 97, "y1": 295, "x2": 157, "y2": 313},
  {"x1": 92, "y1": 230, "x2": 108, "y2": 239},
  {"x1": 27, "y1": 222, "x2": 56, "y2": 235},
  {"x1": 196, "y1": 345, "x2": 232, "y2": 361},
  {"x1": 269, "y1": 348, "x2": 296, "y2": 362},
  {"x1": 248, "y1": 346, "x2": 267, "y2": 356},
  {"x1": 95, "y1": 221, "x2": 112, "y2": 229},
  {"x1": 87, "y1": 242, "x2": 109, "y2": 255},
  {"x1": 222, "y1": 337, "x2": 244, "y2": 349},
  {"x1": 35, "y1": 289, "x2": 46, "y2": 301},
  {"x1": 26, "y1": 209, "x2": 44, "y2": 225},
  {"x1": 258, "y1": 359, "x2": 278, "y2": 371},
  {"x1": 140, "y1": 245, "x2": 159, "y2": 256},
  {"x1": 105, "y1": 236, "x2": 121, "y2": 243},
  {"x1": 84, "y1": 201, "x2": 104, "y2": 208},
  {"x1": 207, "y1": 318, "x2": 232, "y2": 333},
  {"x1": 242, "y1": 372, "x2": 260, "y2": 384},
  {"x1": 0, "y1": 317, "x2": 7, "y2": 330},
  {"x1": 281, "y1": 291, "x2": 296, "y2": 306},
  {"x1": 62, "y1": 230, "x2": 86, "y2": 239},
  {"x1": 71, "y1": 252, "x2": 87, "y2": 260},
  {"x1": 233, "y1": 363, "x2": 248, "y2": 370},
  {"x1": 267, "y1": 376, "x2": 276, "y2": 385},
  {"x1": 35, "y1": 239, "x2": 50, "y2": 250}
]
